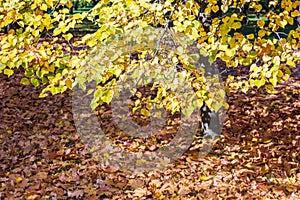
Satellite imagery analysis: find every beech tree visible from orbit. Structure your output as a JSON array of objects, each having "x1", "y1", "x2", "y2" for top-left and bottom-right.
[{"x1": 0, "y1": 0, "x2": 299, "y2": 114}]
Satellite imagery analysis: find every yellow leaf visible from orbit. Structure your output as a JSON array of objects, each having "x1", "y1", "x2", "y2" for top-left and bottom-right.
[
  {"x1": 212, "y1": 5, "x2": 219, "y2": 13},
  {"x1": 73, "y1": 13, "x2": 83, "y2": 20},
  {"x1": 257, "y1": 20, "x2": 265, "y2": 27},
  {"x1": 101, "y1": 89, "x2": 114, "y2": 103},
  {"x1": 277, "y1": 19, "x2": 287, "y2": 28},
  {"x1": 15, "y1": 177, "x2": 23, "y2": 183},
  {"x1": 39, "y1": 92, "x2": 48, "y2": 98},
  {"x1": 27, "y1": 195, "x2": 38, "y2": 200},
  {"x1": 172, "y1": 56, "x2": 178, "y2": 64},
  {"x1": 18, "y1": 21, "x2": 24, "y2": 28},
  {"x1": 263, "y1": 139, "x2": 272, "y2": 143},
  {"x1": 291, "y1": 10, "x2": 300, "y2": 17},
  {"x1": 232, "y1": 22, "x2": 241, "y2": 30},
  {"x1": 242, "y1": 43, "x2": 252, "y2": 52},
  {"x1": 277, "y1": 70, "x2": 283, "y2": 77},
  {"x1": 200, "y1": 30, "x2": 207, "y2": 36},
  {"x1": 287, "y1": 16, "x2": 294, "y2": 25},
  {"x1": 31, "y1": 3, "x2": 37, "y2": 9},
  {"x1": 40, "y1": 3, "x2": 48, "y2": 11},
  {"x1": 141, "y1": 108, "x2": 150, "y2": 117},
  {"x1": 99, "y1": 31, "x2": 110, "y2": 41},
  {"x1": 221, "y1": 5, "x2": 228, "y2": 12},
  {"x1": 254, "y1": 4, "x2": 262, "y2": 12},
  {"x1": 286, "y1": 186, "x2": 297, "y2": 193},
  {"x1": 265, "y1": 84, "x2": 274, "y2": 93},
  {"x1": 282, "y1": 73, "x2": 290, "y2": 81},
  {"x1": 219, "y1": 44, "x2": 227, "y2": 51},
  {"x1": 262, "y1": 55, "x2": 271, "y2": 62},
  {"x1": 65, "y1": 79, "x2": 73, "y2": 89},
  {"x1": 61, "y1": 8, "x2": 70, "y2": 14},
  {"x1": 204, "y1": 7, "x2": 211, "y2": 14},
  {"x1": 137, "y1": 21, "x2": 148, "y2": 28},
  {"x1": 219, "y1": 53, "x2": 230, "y2": 62},
  {"x1": 53, "y1": 28, "x2": 61, "y2": 36},
  {"x1": 228, "y1": 37, "x2": 235, "y2": 47},
  {"x1": 190, "y1": 27, "x2": 199, "y2": 39},
  {"x1": 247, "y1": 34, "x2": 255, "y2": 39},
  {"x1": 4, "y1": 69, "x2": 14, "y2": 77},
  {"x1": 258, "y1": 30, "x2": 266, "y2": 37},
  {"x1": 66, "y1": 0, "x2": 73, "y2": 9},
  {"x1": 225, "y1": 49, "x2": 235, "y2": 57},
  {"x1": 245, "y1": 162, "x2": 254, "y2": 169},
  {"x1": 175, "y1": 23, "x2": 185, "y2": 32},
  {"x1": 200, "y1": 176, "x2": 213, "y2": 181},
  {"x1": 63, "y1": 33, "x2": 73, "y2": 41},
  {"x1": 254, "y1": 79, "x2": 265, "y2": 87},
  {"x1": 32, "y1": 30, "x2": 39, "y2": 37},
  {"x1": 60, "y1": 24, "x2": 69, "y2": 33},
  {"x1": 286, "y1": 59, "x2": 295, "y2": 68},
  {"x1": 270, "y1": 76, "x2": 277, "y2": 86},
  {"x1": 87, "y1": 39, "x2": 97, "y2": 47},
  {"x1": 273, "y1": 56, "x2": 280, "y2": 66}
]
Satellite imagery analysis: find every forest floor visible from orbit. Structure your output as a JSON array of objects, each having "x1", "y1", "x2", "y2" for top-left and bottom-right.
[{"x1": 0, "y1": 69, "x2": 299, "y2": 199}]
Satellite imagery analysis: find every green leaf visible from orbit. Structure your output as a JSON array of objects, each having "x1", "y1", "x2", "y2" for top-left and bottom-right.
[
  {"x1": 94, "y1": 89, "x2": 103, "y2": 101},
  {"x1": 31, "y1": 78, "x2": 40, "y2": 87},
  {"x1": 4, "y1": 69, "x2": 14, "y2": 77},
  {"x1": 211, "y1": 101, "x2": 223, "y2": 112},
  {"x1": 270, "y1": 75, "x2": 277, "y2": 86},
  {"x1": 132, "y1": 106, "x2": 141, "y2": 113},
  {"x1": 20, "y1": 77, "x2": 30, "y2": 85},
  {"x1": 90, "y1": 99, "x2": 99, "y2": 110},
  {"x1": 0, "y1": 63, "x2": 6, "y2": 72},
  {"x1": 254, "y1": 79, "x2": 265, "y2": 88},
  {"x1": 101, "y1": 89, "x2": 114, "y2": 104},
  {"x1": 265, "y1": 84, "x2": 275, "y2": 93},
  {"x1": 182, "y1": 106, "x2": 194, "y2": 117}
]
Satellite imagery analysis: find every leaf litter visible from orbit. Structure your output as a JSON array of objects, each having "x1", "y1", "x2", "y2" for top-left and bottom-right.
[{"x1": 0, "y1": 69, "x2": 299, "y2": 199}]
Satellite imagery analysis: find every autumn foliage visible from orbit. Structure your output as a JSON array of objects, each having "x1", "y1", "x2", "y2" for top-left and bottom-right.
[
  {"x1": 1, "y1": 0, "x2": 300, "y2": 199},
  {"x1": 0, "y1": 0, "x2": 299, "y2": 111}
]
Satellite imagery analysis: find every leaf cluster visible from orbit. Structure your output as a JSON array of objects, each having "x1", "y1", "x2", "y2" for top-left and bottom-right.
[{"x1": 0, "y1": 0, "x2": 299, "y2": 114}]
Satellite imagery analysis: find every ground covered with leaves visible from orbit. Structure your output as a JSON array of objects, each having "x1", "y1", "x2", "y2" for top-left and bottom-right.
[{"x1": 0, "y1": 70, "x2": 299, "y2": 199}]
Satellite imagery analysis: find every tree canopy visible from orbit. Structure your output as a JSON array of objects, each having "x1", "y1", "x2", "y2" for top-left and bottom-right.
[{"x1": 0, "y1": 0, "x2": 299, "y2": 113}]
